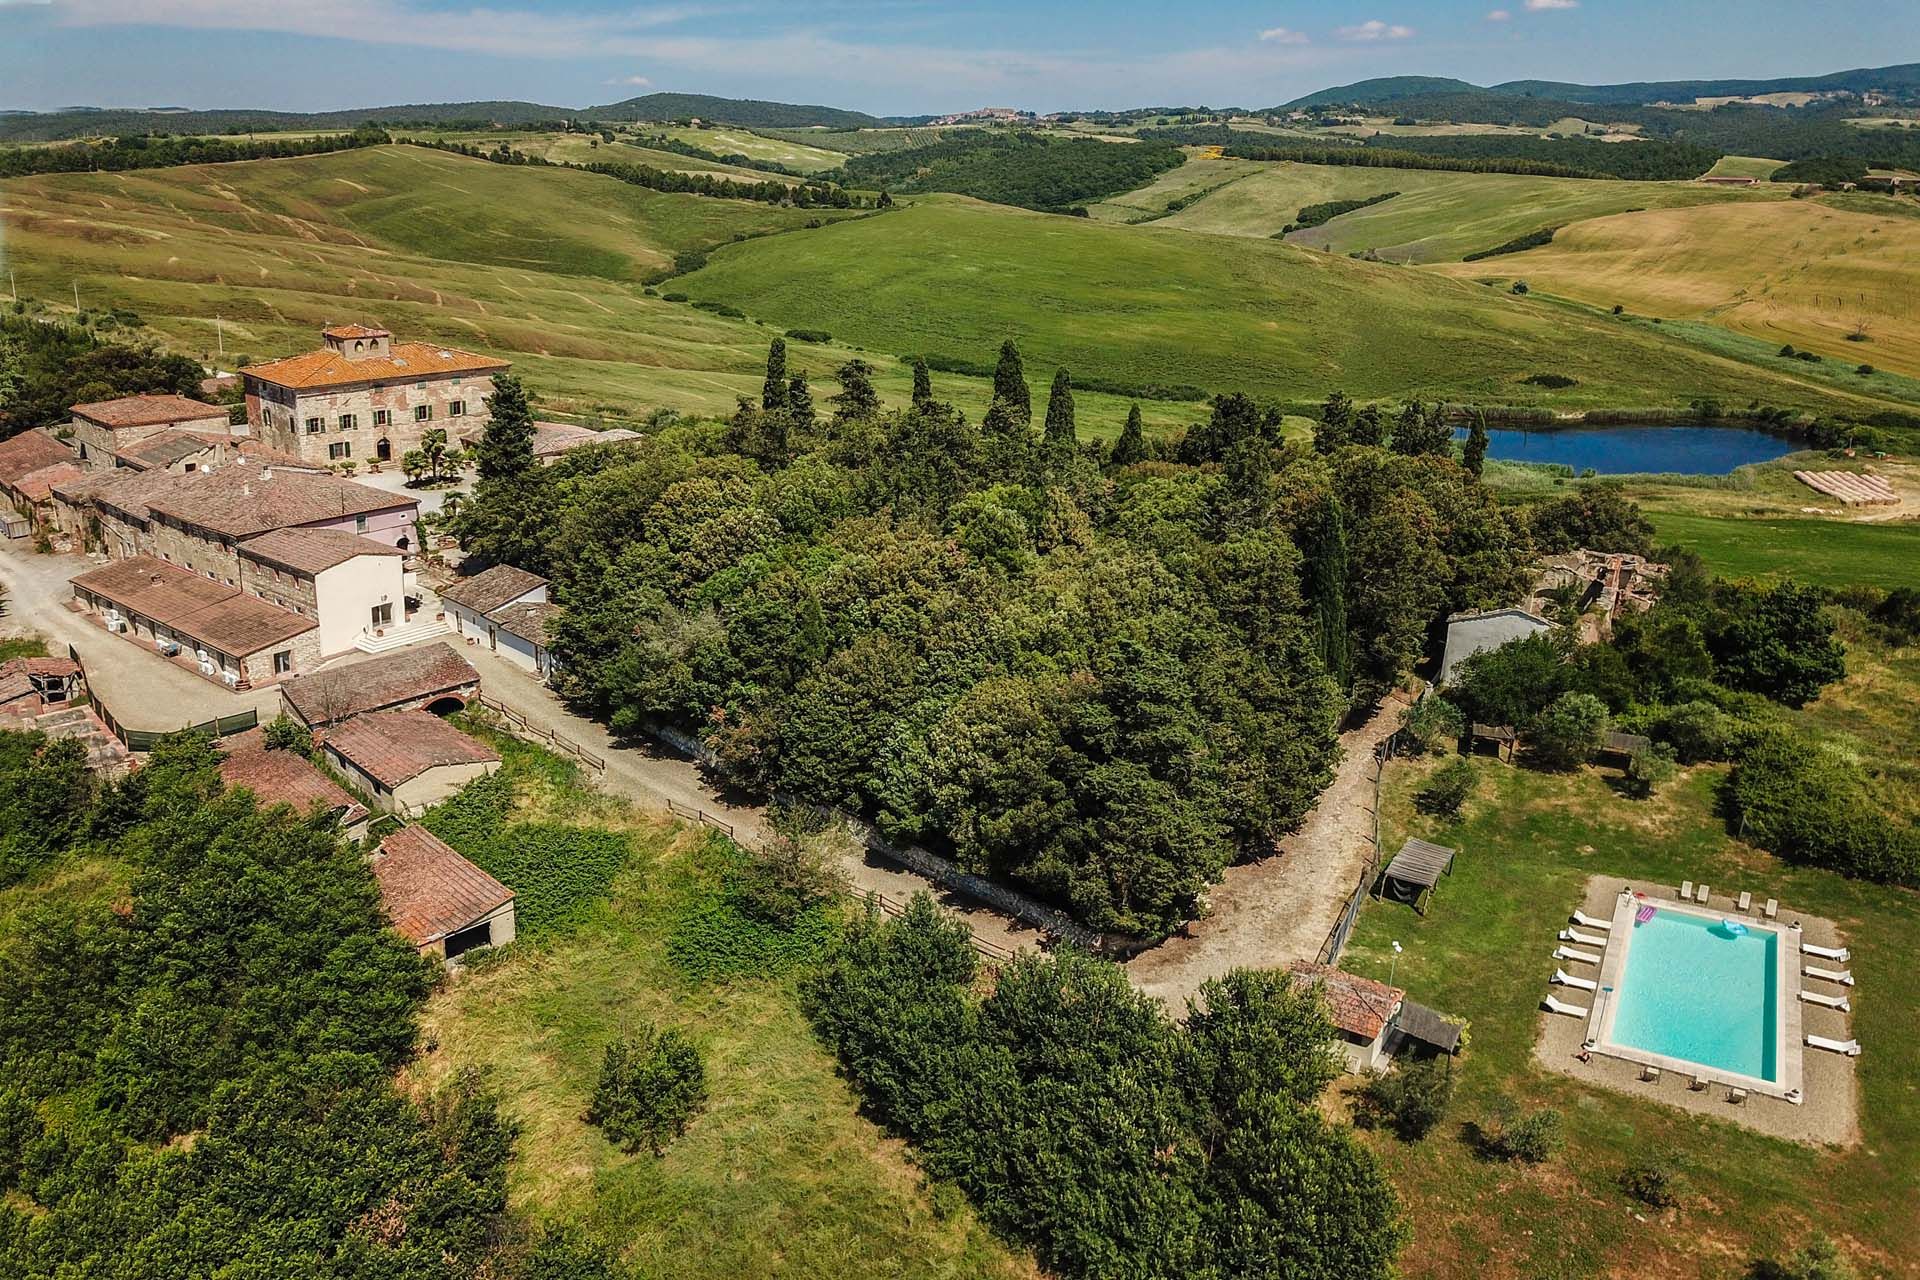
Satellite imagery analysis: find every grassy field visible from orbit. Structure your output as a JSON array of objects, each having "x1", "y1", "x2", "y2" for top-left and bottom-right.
[
  {"x1": 677, "y1": 195, "x2": 1916, "y2": 412},
  {"x1": 1433, "y1": 199, "x2": 1920, "y2": 376},
  {"x1": 405, "y1": 730, "x2": 1034, "y2": 1278},
  {"x1": 1705, "y1": 154, "x2": 1786, "y2": 179},
  {"x1": 429, "y1": 130, "x2": 801, "y2": 184},
  {"x1": 646, "y1": 126, "x2": 848, "y2": 173},
  {"x1": 0, "y1": 145, "x2": 1202, "y2": 436},
  {"x1": 750, "y1": 126, "x2": 948, "y2": 156},
  {"x1": 1646, "y1": 510, "x2": 1920, "y2": 588},
  {"x1": 1144, "y1": 159, "x2": 1786, "y2": 262},
  {"x1": 1342, "y1": 748, "x2": 1920, "y2": 1280}
]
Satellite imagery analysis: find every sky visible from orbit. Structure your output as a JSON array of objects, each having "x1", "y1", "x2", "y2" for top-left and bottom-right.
[{"x1": 0, "y1": 0, "x2": 1914, "y2": 116}]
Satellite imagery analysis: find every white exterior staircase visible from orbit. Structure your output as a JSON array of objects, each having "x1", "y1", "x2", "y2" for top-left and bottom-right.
[{"x1": 355, "y1": 618, "x2": 448, "y2": 654}]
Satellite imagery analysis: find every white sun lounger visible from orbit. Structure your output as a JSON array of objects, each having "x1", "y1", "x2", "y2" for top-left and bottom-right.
[
  {"x1": 1554, "y1": 945, "x2": 1602, "y2": 965},
  {"x1": 1542, "y1": 995, "x2": 1588, "y2": 1017},
  {"x1": 1680, "y1": 880, "x2": 1693, "y2": 901},
  {"x1": 1571, "y1": 910, "x2": 1613, "y2": 931},
  {"x1": 1802, "y1": 943, "x2": 1850, "y2": 962},
  {"x1": 1799, "y1": 990, "x2": 1851, "y2": 1011},
  {"x1": 1552, "y1": 968, "x2": 1598, "y2": 992},
  {"x1": 1764, "y1": 898, "x2": 1778, "y2": 920},
  {"x1": 1805, "y1": 965, "x2": 1855, "y2": 987},
  {"x1": 1738, "y1": 891, "x2": 1752, "y2": 912},
  {"x1": 1806, "y1": 1035, "x2": 1862, "y2": 1057},
  {"x1": 1559, "y1": 928, "x2": 1607, "y2": 947},
  {"x1": 1696, "y1": 884, "x2": 1711, "y2": 904}
]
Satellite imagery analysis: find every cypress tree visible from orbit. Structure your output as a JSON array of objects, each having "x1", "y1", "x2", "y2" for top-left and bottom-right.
[
  {"x1": 788, "y1": 371, "x2": 815, "y2": 430},
  {"x1": 1303, "y1": 492, "x2": 1354, "y2": 693},
  {"x1": 1389, "y1": 400, "x2": 1425, "y2": 456},
  {"x1": 1315, "y1": 391, "x2": 1352, "y2": 455},
  {"x1": 1351, "y1": 403, "x2": 1385, "y2": 448},
  {"x1": 1041, "y1": 368, "x2": 1076, "y2": 464},
  {"x1": 762, "y1": 338, "x2": 789, "y2": 414},
  {"x1": 980, "y1": 399, "x2": 1031, "y2": 484},
  {"x1": 475, "y1": 371, "x2": 536, "y2": 482},
  {"x1": 1111, "y1": 403, "x2": 1147, "y2": 468},
  {"x1": 831, "y1": 359, "x2": 880, "y2": 422},
  {"x1": 991, "y1": 338, "x2": 1031, "y2": 426},
  {"x1": 1462, "y1": 410, "x2": 1490, "y2": 478},
  {"x1": 911, "y1": 356, "x2": 934, "y2": 411}
]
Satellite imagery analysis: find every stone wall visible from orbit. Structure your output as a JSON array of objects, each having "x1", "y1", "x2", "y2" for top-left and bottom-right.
[{"x1": 248, "y1": 373, "x2": 496, "y2": 466}]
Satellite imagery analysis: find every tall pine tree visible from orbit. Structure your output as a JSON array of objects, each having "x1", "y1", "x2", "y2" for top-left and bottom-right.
[
  {"x1": 911, "y1": 356, "x2": 934, "y2": 411},
  {"x1": 475, "y1": 371, "x2": 536, "y2": 482},
  {"x1": 788, "y1": 371, "x2": 815, "y2": 430},
  {"x1": 1041, "y1": 368, "x2": 1076, "y2": 469},
  {"x1": 1314, "y1": 391, "x2": 1352, "y2": 455},
  {"x1": 991, "y1": 339, "x2": 1031, "y2": 426},
  {"x1": 1302, "y1": 492, "x2": 1354, "y2": 694},
  {"x1": 1462, "y1": 410, "x2": 1490, "y2": 479},
  {"x1": 762, "y1": 338, "x2": 789, "y2": 414},
  {"x1": 1111, "y1": 403, "x2": 1147, "y2": 468}
]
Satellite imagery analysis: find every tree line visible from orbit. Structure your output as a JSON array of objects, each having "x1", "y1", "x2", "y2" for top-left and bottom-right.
[
  {"x1": 0, "y1": 316, "x2": 205, "y2": 437},
  {"x1": 0, "y1": 125, "x2": 392, "y2": 179},
  {"x1": 842, "y1": 132, "x2": 1188, "y2": 211},
  {"x1": 453, "y1": 346, "x2": 1547, "y2": 939}
]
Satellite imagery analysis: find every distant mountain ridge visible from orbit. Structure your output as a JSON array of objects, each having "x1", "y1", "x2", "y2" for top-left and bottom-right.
[{"x1": 1282, "y1": 62, "x2": 1920, "y2": 110}]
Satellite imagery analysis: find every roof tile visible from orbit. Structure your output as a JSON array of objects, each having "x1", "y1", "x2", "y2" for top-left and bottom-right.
[
  {"x1": 244, "y1": 341, "x2": 507, "y2": 391},
  {"x1": 281, "y1": 644, "x2": 479, "y2": 724},
  {"x1": 70, "y1": 394, "x2": 227, "y2": 430},
  {"x1": 323, "y1": 709, "x2": 498, "y2": 788},
  {"x1": 373, "y1": 823, "x2": 512, "y2": 947}
]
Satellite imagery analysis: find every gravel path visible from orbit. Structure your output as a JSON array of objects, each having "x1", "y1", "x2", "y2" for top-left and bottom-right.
[{"x1": 1124, "y1": 701, "x2": 1406, "y2": 1009}]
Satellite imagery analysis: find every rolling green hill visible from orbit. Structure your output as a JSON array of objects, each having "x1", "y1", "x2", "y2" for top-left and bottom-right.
[
  {"x1": 587, "y1": 93, "x2": 884, "y2": 129},
  {"x1": 674, "y1": 195, "x2": 1905, "y2": 412}
]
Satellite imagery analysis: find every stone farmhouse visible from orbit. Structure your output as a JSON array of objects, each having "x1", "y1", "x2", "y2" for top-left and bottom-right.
[
  {"x1": 68, "y1": 394, "x2": 234, "y2": 471},
  {"x1": 321, "y1": 708, "x2": 501, "y2": 818},
  {"x1": 56, "y1": 464, "x2": 421, "y2": 687},
  {"x1": 243, "y1": 325, "x2": 508, "y2": 467},
  {"x1": 0, "y1": 428, "x2": 85, "y2": 538},
  {"x1": 279, "y1": 643, "x2": 480, "y2": 727}
]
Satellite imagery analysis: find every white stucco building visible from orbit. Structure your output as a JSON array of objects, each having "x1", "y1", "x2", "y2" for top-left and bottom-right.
[{"x1": 438, "y1": 564, "x2": 558, "y2": 678}]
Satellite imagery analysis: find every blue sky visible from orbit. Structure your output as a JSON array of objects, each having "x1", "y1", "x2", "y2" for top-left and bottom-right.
[{"x1": 1, "y1": 0, "x2": 1913, "y2": 115}]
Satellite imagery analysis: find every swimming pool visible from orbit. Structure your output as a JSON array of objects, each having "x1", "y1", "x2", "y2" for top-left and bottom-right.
[{"x1": 1591, "y1": 895, "x2": 1803, "y2": 1099}]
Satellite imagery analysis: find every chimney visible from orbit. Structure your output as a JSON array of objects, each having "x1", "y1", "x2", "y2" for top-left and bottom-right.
[{"x1": 261, "y1": 467, "x2": 273, "y2": 481}]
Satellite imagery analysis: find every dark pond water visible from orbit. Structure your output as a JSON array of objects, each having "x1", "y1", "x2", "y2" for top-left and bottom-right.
[{"x1": 1454, "y1": 423, "x2": 1800, "y2": 476}]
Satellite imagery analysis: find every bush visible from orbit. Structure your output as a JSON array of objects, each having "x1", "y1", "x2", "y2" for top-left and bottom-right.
[
  {"x1": 1624, "y1": 742, "x2": 1678, "y2": 798},
  {"x1": 1400, "y1": 695, "x2": 1464, "y2": 755},
  {"x1": 1727, "y1": 729, "x2": 1920, "y2": 885},
  {"x1": 586, "y1": 1026, "x2": 708, "y2": 1155},
  {"x1": 1621, "y1": 1156, "x2": 1684, "y2": 1209},
  {"x1": 785, "y1": 328, "x2": 833, "y2": 343},
  {"x1": 1510, "y1": 280, "x2": 1530, "y2": 295},
  {"x1": 1483, "y1": 1099, "x2": 1562, "y2": 1163},
  {"x1": 1521, "y1": 372, "x2": 1577, "y2": 388},
  {"x1": 1751, "y1": 1236, "x2": 1858, "y2": 1280},
  {"x1": 661, "y1": 291, "x2": 690, "y2": 302},
  {"x1": 1652, "y1": 699, "x2": 1763, "y2": 763},
  {"x1": 1857, "y1": 364, "x2": 1875, "y2": 375},
  {"x1": 1415, "y1": 758, "x2": 1476, "y2": 818},
  {"x1": 1527, "y1": 692, "x2": 1609, "y2": 771},
  {"x1": 732, "y1": 819, "x2": 850, "y2": 928},
  {"x1": 1361, "y1": 1057, "x2": 1454, "y2": 1141},
  {"x1": 259, "y1": 714, "x2": 312, "y2": 756}
]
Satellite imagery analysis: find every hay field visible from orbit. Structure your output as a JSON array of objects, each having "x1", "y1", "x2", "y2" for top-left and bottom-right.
[
  {"x1": 1432, "y1": 200, "x2": 1920, "y2": 376},
  {"x1": 433, "y1": 130, "x2": 800, "y2": 184},
  {"x1": 675, "y1": 194, "x2": 1909, "y2": 412},
  {"x1": 1706, "y1": 154, "x2": 1786, "y2": 179},
  {"x1": 1152, "y1": 160, "x2": 1787, "y2": 261},
  {"x1": 647, "y1": 125, "x2": 847, "y2": 173}
]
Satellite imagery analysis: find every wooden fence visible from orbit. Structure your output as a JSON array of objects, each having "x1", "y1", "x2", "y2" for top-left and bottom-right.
[
  {"x1": 473, "y1": 694, "x2": 606, "y2": 774},
  {"x1": 1316, "y1": 722, "x2": 1409, "y2": 966}
]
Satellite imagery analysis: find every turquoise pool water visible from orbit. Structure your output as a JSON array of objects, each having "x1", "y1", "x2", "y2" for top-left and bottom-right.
[{"x1": 1608, "y1": 909, "x2": 1780, "y2": 1081}]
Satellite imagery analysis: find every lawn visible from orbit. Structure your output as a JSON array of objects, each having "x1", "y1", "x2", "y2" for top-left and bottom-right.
[
  {"x1": 645, "y1": 125, "x2": 848, "y2": 174},
  {"x1": 1705, "y1": 155, "x2": 1786, "y2": 179},
  {"x1": 677, "y1": 195, "x2": 1913, "y2": 413},
  {"x1": 405, "y1": 727, "x2": 1034, "y2": 1278},
  {"x1": 1645, "y1": 510, "x2": 1920, "y2": 589},
  {"x1": 1341, "y1": 753, "x2": 1920, "y2": 1279}
]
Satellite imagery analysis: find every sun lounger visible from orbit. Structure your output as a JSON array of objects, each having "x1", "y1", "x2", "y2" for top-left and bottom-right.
[
  {"x1": 1799, "y1": 990, "x2": 1850, "y2": 1011},
  {"x1": 1801, "y1": 943, "x2": 1850, "y2": 962},
  {"x1": 1552, "y1": 968, "x2": 1598, "y2": 992},
  {"x1": 1764, "y1": 898, "x2": 1778, "y2": 920},
  {"x1": 1806, "y1": 1035, "x2": 1862, "y2": 1057},
  {"x1": 1689, "y1": 1074, "x2": 1709, "y2": 1091},
  {"x1": 1738, "y1": 891, "x2": 1752, "y2": 912},
  {"x1": 1680, "y1": 880, "x2": 1693, "y2": 901},
  {"x1": 1559, "y1": 928, "x2": 1607, "y2": 947},
  {"x1": 1640, "y1": 1064, "x2": 1661, "y2": 1083},
  {"x1": 1554, "y1": 945, "x2": 1602, "y2": 965},
  {"x1": 1571, "y1": 910, "x2": 1613, "y2": 931},
  {"x1": 1727, "y1": 1087, "x2": 1748, "y2": 1104},
  {"x1": 1696, "y1": 884, "x2": 1711, "y2": 904},
  {"x1": 1804, "y1": 965, "x2": 1855, "y2": 987},
  {"x1": 1542, "y1": 995, "x2": 1588, "y2": 1017}
]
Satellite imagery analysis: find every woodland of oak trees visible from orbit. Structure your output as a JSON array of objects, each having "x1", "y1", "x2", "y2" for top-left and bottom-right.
[{"x1": 456, "y1": 348, "x2": 1538, "y2": 938}]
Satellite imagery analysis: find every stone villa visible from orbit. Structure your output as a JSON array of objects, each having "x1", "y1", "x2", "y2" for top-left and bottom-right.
[{"x1": 243, "y1": 325, "x2": 509, "y2": 466}]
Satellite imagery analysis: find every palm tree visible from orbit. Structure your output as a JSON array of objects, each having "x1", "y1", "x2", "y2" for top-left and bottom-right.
[
  {"x1": 401, "y1": 449, "x2": 427, "y2": 485},
  {"x1": 422, "y1": 427, "x2": 449, "y2": 481}
]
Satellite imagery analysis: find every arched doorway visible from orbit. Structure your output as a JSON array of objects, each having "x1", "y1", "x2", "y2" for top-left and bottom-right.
[
  {"x1": 376, "y1": 437, "x2": 392, "y2": 461},
  {"x1": 425, "y1": 695, "x2": 467, "y2": 716}
]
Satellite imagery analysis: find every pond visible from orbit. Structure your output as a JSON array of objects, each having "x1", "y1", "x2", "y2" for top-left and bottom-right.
[{"x1": 1455, "y1": 423, "x2": 1801, "y2": 476}]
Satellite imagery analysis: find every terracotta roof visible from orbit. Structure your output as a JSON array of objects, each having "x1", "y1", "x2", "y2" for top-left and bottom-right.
[
  {"x1": 241, "y1": 528, "x2": 403, "y2": 576},
  {"x1": 372, "y1": 823, "x2": 513, "y2": 947},
  {"x1": 322, "y1": 323, "x2": 391, "y2": 340},
  {"x1": 218, "y1": 728, "x2": 369, "y2": 829},
  {"x1": 486, "y1": 599, "x2": 558, "y2": 649},
  {"x1": 1286, "y1": 961, "x2": 1405, "y2": 1041},
  {"x1": 52, "y1": 466, "x2": 185, "y2": 523},
  {"x1": 12, "y1": 462, "x2": 85, "y2": 504},
  {"x1": 70, "y1": 555, "x2": 315, "y2": 657},
  {"x1": 438, "y1": 564, "x2": 546, "y2": 615},
  {"x1": 142, "y1": 465, "x2": 414, "y2": 539},
  {"x1": 280, "y1": 644, "x2": 479, "y2": 724},
  {"x1": 243, "y1": 341, "x2": 507, "y2": 392},
  {"x1": 70, "y1": 394, "x2": 227, "y2": 430},
  {"x1": 0, "y1": 669, "x2": 35, "y2": 709},
  {"x1": 323, "y1": 709, "x2": 499, "y2": 788},
  {"x1": 13, "y1": 657, "x2": 81, "y2": 678},
  {"x1": 0, "y1": 429, "x2": 77, "y2": 483},
  {"x1": 111, "y1": 429, "x2": 233, "y2": 471}
]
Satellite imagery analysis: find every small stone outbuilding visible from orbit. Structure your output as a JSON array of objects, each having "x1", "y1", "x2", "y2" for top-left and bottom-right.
[
  {"x1": 372, "y1": 823, "x2": 515, "y2": 962},
  {"x1": 321, "y1": 709, "x2": 500, "y2": 817}
]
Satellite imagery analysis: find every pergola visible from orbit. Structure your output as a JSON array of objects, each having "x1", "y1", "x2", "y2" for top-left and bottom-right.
[
  {"x1": 1470, "y1": 722, "x2": 1519, "y2": 762},
  {"x1": 1375, "y1": 837, "x2": 1457, "y2": 915}
]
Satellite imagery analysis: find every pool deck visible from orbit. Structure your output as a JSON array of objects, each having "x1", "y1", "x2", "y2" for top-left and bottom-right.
[{"x1": 1534, "y1": 875, "x2": 1859, "y2": 1147}]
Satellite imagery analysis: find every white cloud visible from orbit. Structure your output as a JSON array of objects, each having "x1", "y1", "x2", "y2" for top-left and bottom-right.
[
  {"x1": 1258, "y1": 26, "x2": 1309, "y2": 44},
  {"x1": 1486, "y1": 9, "x2": 1512, "y2": 20},
  {"x1": 1335, "y1": 19, "x2": 1414, "y2": 41},
  {"x1": 607, "y1": 74, "x2": 652, "y2": 87},
  {"x1": 1524, "y1": 0, "x2": 1579, "y2": 9}
]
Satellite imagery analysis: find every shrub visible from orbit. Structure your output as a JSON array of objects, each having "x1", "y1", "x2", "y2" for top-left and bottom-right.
[
  {"x1": 732, "y1": 822, "x2": 850, "y2": 928},
  {"x1": 1869, "y1": 586, "x2": 1920, "y2": 644},
  {"x1": 259, "y1": 715, "x2": 312, "y2": 757},
  {"x1": 1751, "y1": 1236, "x2": 1858, "y2": 1280},
  {"x1": 1522, "y1": 372, "x2": 1577, "y2": 388},
  {"x1": 661, "y1": 291, "x2": 690, "y2": 302},
  {"x1": 1415, "y1": 758, "x2": 1476, "y2": 818},
  {"x1": 1483, "y1": 1099, "x2": 1562, "y2": 1163},
  {"x1": 1652, "y1": 699, "x2": 1762, "y2": 763},
  {"x1": 1779, "y1": 344, "x2": 1797, "y2": 357},
  {"x1": 1361, "y1": 1057, "x2": 1454, "y2": 1141},
  {"x1": 1510, "y1": 280, "x2": 1530, "y2": 295},
  {"x1": 1624, "y1": 742, "x2": 1678, "y2": 798},
  {"x1": 785, "y1": 328, "x2": 833, "y2": 343},
  {"x1": 1621, "y1": 1156, "x2": 1684, "y2": 1209},
  {"x1": 1727, "y1": 729, "x2": 1920, "y2": 885},
  {"x1": 1611, "y1": 304, "x2": 1624, "y2": 315},
  {"x1": 1527, "y1": 692, "x2": 1609, "y2": 770},
  {"x1": 586, "y1": 1026, "x2": 708, "y2": 1155},
  {"x1": 1856, "y1": 364, "x2": 1874, "y2": 375},
  {"x1": 1400, "y1": 695, "x2": 1464, "y2": 755}
]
